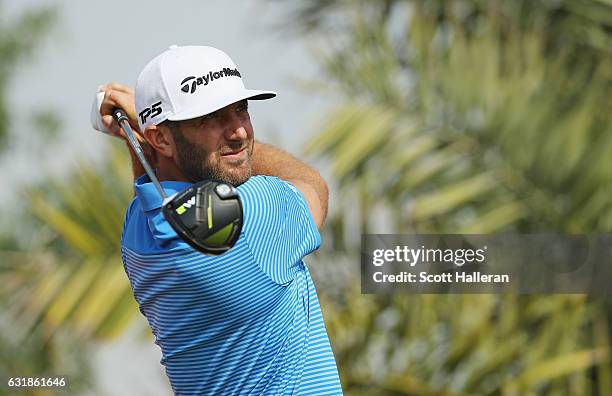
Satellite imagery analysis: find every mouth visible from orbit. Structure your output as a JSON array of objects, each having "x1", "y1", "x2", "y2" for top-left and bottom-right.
[{"x1": 220, "y1": 147, "x2": 247, "y2": 160}]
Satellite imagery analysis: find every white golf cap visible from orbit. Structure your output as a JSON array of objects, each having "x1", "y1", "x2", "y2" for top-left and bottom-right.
[{"x1": 135, "y1": 45, "x2": 276, "y2": 130}]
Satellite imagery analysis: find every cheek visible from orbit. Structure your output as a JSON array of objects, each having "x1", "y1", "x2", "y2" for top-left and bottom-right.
[
  {"x1": 190, "y1": 135, "x2": 219, "y2": 157},
  {"x1": 202, "y1": 145, "x2": 220, "y2": 163},
  {"x1": 181, "y1": 140, "x2": 216, "y2": 167},
  {"x1": 245, "y1": 120, "x2": 254, "y2": 138}
]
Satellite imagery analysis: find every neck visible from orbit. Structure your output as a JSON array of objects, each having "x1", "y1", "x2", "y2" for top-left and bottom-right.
[{"x1": 155, "y1": 157, "x2": 190, "y2": 182}]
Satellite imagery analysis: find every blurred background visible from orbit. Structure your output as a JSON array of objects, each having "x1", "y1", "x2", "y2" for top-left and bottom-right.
[{"x1": 1, "y1": 0, "x2": 612, "y2": 395}]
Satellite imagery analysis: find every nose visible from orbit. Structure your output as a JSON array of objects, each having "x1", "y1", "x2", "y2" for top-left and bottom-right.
[
  {"x1": 226, "y1": 125, "x2": 247, "y2": 141},
  {"x1": 223, "y1": 114, "x2": 248, "y2": 141}
]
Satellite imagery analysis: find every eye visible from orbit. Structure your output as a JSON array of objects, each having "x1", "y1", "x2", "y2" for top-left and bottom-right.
[{"x1": 202, "y1": 112, "x2": 218, "y2": 121}]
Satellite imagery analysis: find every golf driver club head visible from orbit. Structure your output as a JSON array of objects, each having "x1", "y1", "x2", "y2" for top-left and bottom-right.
[{"x1": 162, "y1": 181, "x2": 243, "y2": 255}]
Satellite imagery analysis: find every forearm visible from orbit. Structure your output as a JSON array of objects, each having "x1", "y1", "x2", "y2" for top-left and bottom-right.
[
  {"x1": 252, "y1": 141, "x2": 329, "y2": 225},
  {"x1": 97, "y1": 83, "x2": 147, "y2": 183},
  {"x1": 125, "y1": 141, "x2": 146, "y2": 181}
]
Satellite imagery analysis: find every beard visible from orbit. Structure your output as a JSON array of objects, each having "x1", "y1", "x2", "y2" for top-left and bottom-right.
[{"x1": 172, "y1": 131, "x2": 253, "y2": 186}]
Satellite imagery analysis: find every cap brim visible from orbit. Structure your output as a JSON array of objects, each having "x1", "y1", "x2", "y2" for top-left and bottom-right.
[
  {"x1": 167, "y1": 89, "x2": 276, "y2": 122},
  {"x1": 243, "y1": 89, "x2": 276, "y2": 101}
]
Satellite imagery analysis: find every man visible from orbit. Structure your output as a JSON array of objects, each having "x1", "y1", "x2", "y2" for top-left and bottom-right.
[{"x1": 98, "y1": 45, "x2": 343, "y2": 395}]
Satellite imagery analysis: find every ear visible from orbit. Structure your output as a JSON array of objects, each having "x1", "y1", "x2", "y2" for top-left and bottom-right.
[{"x1": 143, "y1": 124, "x2": 174, "y2": 159}]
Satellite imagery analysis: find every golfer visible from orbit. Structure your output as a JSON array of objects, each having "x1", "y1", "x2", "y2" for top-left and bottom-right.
[{"x1": 98, "y1": 45, "x2": 343, "y2": 395}]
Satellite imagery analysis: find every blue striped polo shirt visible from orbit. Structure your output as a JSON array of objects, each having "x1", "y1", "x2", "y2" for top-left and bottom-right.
[{"x1": 121, "y1": 174, "x2": 343, "y2": 395}]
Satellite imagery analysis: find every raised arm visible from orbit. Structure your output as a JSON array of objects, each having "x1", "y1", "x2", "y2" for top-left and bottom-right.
[
  {"x1": 98, "y1": 83, "x2": 153, "y2": 182},
  {"x1": 251, "y1": 141, "x2": 329, "y2": 229}
]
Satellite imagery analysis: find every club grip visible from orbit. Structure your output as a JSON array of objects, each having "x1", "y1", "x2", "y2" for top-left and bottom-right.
[{"x1": 112, "y1": 108, "x2": 129, "y2": 123}]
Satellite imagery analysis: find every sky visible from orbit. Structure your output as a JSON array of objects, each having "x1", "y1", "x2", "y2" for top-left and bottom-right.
[{"x1": 1, "y1": 1, "x2": 332, "y2": 394}]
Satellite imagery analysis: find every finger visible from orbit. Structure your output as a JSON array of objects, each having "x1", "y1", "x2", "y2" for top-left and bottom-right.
[
  {"x1": 99, "y1": 91, "x2": 124, "y2": 136},
  {"x1": 101, "y1": 114, "x2": 120, "y2": 136},
  {"x1": 105, "y1": 116, "x2": 147, "y2": 145},
  {"x1": 99, "y1": 89, "x2": 140, "y2": 132},
  {"x1": 100, "y1": 82, "x2": 134, "y2": 95},
  {"x1": 101, "y1": 83, "x2": 135, "y2": 118},
  {"x1": 99, "y1": 89, "x2": 131, "y2": 116}
]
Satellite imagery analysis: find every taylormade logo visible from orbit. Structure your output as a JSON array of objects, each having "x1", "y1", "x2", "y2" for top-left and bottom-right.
[
  {"x1": 175, "y1": 196, "x2": 196, "y2": 215},
  {"x1": 180, "y1": 68, "x2": 242, "y2": 94}
]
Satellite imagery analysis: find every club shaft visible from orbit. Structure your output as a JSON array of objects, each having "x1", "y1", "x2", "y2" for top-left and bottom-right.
[{"x1": 116, "y1": 117, "x2": 167, "y2": 200}]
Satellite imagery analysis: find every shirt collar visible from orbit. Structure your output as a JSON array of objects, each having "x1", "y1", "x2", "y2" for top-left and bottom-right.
[{"x1": 134, "y1": 174, "x2": 193, "y2": 212}]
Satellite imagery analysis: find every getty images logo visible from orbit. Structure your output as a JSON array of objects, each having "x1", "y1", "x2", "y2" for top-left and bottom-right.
[{"x1": 180, "y1": 67, "x2": 242, "y2": 94}]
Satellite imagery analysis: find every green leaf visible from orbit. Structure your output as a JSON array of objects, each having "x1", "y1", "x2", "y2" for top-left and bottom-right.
[{"x1": 411, "y1": 174, "x2": 496, "y2": 221}]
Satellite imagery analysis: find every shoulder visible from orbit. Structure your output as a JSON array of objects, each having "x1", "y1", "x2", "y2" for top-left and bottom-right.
[
  {"x1": 238, "y1": 175, "x2": 286, "y2": 194},
  {"x1": 237, "y1": 176, "x2": 310, "y2": 220},
  {"x1": 238, "y1": 175, "x2": 318, "y2": 240},
  {"x1": 121, "y1": 196, "x2": 190, "y2": 253},
  {"x1": 125, "y1": 196, "x2": 139, "y2": 220},
  {"x1": 238, "y1": 175, "x2": 304, "y2": 201}
]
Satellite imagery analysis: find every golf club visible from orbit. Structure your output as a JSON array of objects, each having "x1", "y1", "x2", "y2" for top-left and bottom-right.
[{"x1": 111, "y1": 108, "x2": 243, "y2": 255}]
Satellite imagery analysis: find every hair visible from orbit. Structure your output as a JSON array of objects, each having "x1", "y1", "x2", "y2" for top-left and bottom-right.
[{"x1": 159, "y1": 119, "x2": 183, "y2": 140}]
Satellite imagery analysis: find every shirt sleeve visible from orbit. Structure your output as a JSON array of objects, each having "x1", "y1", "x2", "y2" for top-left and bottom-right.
[
  {"x1": 122, "y1": 197, "x2": 138, "y2": 239},
  {"x1": 122, "y1": 199, "x2": 192, "y2": 253},
  {"x1": 238, "y1": 176, "x2": 321, "y2": 285}
]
